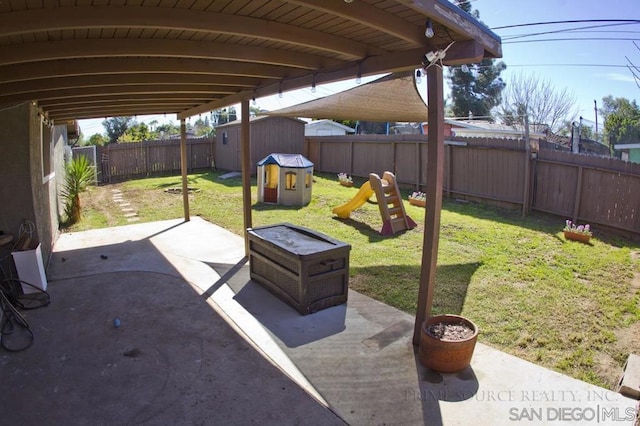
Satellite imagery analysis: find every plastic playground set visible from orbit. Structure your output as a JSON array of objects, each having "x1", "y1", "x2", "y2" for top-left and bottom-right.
[{"x1": 332, "y1": 171, "x2": 417, "y2": 236}]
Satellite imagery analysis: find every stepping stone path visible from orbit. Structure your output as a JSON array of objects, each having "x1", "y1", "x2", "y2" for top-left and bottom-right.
[{"x1": 111, "y1": 189, "x2": 139, "y2": 222}]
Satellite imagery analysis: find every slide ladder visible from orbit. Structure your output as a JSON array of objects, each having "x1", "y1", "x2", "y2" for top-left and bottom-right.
[{"x1": 369, "y1": 172, "x2": 417, "y2": 235}]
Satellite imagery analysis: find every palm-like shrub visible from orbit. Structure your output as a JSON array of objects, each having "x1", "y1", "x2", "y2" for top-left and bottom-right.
[{"x1": 61, "y1": 155, "x2": 95, "y2": 225}]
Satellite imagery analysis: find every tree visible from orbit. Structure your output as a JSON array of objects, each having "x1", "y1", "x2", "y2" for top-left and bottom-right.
[
  {"x1": 211, "y1": 107, "x2": 237, "y2": 126},
  {"x1": 155, "y1": 123, "x2": 180, "y2": 139},
  {"x1": 102, "y1": 116, "x2": 134, "y2": 143},
  {"x1": 447, "y1": 1, "x2": 507, "y2": 120},
  {"x1": 600, "y1": 96, "x2": 640, "y2": 146},
  {"x1": 85, "y1": 133, "x2": 108, "y2": 146},
  {"x1": 499, "y1": 71, "x2": 578, "y2": 133},
  {"x1": 120, "y1": 122, "x2": 151, "y2": 142},
  {"x1": 193, "y1": 117, "x2": 213, "y2": 137}
]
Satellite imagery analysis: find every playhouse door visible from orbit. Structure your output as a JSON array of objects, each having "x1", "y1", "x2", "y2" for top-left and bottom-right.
[
  {"x1": 264, "y1": 188, "x2": 277, "y2": 203},
  {"x1": 263, "y1": 164, "x2": 278, "y2": 203}
]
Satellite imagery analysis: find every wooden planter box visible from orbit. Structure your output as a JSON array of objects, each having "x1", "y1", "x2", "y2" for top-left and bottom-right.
[
  {"x1": 408, "y1": 198, "x2": 426, "y2": 207},
  {"x1": 563, "y1": 230, "x2": 591, "y2": 243},
  {"x1": 248, "y1": 223, "x2": 351, "y2": 315}
]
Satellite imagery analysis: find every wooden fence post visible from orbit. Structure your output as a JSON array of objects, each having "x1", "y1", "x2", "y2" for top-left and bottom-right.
[{"x1": 572, "y1": 165, "x2": 583, "y2": 223}]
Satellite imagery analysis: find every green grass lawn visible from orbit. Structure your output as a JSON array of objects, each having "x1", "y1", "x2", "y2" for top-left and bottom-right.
[{"x1": 70, "y1": 171, "x2": 640, "y2": 389}]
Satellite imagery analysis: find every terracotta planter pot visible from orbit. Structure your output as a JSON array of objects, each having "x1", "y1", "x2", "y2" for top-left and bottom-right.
[
  {"x1": 418, "y1": 314, "x2": 478, "y2": 373},
  {"x1": 408, "y1": 198, "x2": 426, "y2": 207},
  {"x1": 339, "y1": 181, "x2": 353, "y2": 187},
  {"x1": 563, "y1": 231, "x2": 590, "y2": 243}
]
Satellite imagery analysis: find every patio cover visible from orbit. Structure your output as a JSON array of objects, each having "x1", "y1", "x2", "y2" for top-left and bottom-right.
[{"x1": 264, "y1": 72, "x2": 428, "y2": 122}]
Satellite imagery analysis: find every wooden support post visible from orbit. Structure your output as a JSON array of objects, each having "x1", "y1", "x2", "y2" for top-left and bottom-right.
[
  {"x1": 180, "y1": 119, "x2": 190, "y2": 222},
  {"x1": 572, "y1": 166, "x2": 583, "y2": 223},
  {"x1": 240, "y1": 99, "x2": 253, "y2": 256},
  {"x1": 416, "y1": 141, "x2": 421, "y2": 191},
  {"x1": 446, "y1": 144, "x2": 451, "y2": 198},
  {"x1": 349, "y1": 139, "x2": 354, "y2": 175},
  {"x1": 413, "y1": 65, "x2": 445, "y2": 345},
  {"x1": 522, "y1": 113, "x2": 531, "y2": 216}
]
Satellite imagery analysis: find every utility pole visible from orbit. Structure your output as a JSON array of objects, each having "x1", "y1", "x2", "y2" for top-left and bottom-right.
[{"x1": 594, "y1": 100, "x2": 598, "y2": 139}]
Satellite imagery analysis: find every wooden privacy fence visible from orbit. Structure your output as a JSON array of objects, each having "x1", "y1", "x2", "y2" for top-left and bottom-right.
[
  {"x1": 305, "y1": 135, "x2": 640, "y2": 235},
  {"x1": 97, "y1": 138, "x2": 214, "y2": 183}
]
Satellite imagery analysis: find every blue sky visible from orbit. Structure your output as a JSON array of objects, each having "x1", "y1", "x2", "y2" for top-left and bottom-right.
[
  {"x1": 473, "y1": 0, "x2": 640, "y2": 122},
  {"x1": 79, "y1": 0, "x2": 640, "y2": 135}
]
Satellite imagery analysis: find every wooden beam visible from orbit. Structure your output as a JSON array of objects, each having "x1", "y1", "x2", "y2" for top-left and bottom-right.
[
  {"x1": 413, "y1": 64, "x2": 445, "y2": 345},
  {"x1": 180, "y1": 119, "x2": 190, "y2": 222},
  {"x1": 178, "y1": 47, "x2": 428, "y2": 119},
  {"x1": 0, "y1": 58, "x2": 291, "y2": 84},
  {"x1": 39, "y1": 93, "x2": 212, "y2": 107},
  {"x1": 0, "y1": 84, "x2": 234, "y2": 104},
  {"x1": 287, "y1": 0, "x2": 425, "y2": 45},
  {"x1": 240, "y1": 99, "x2": 252, "y2": 257},
  {"x1": 0, "y1": 74, "x2": 258, "y2": 97},
  {"x1": 405, "y1": 0, "x2": 502, "y2": 58},
  {"x1": 442, "y1": 40, "x2": 485, "y2": 65},
  {"x1": 0, "y1": 38, "x2": 342, "y2": 70},
  {"x1": 0, "y1": 6, "x2": 380, "y2": 59},
  {"x1": 178, "y1": 91, "x2": 253, "y2": 120}
]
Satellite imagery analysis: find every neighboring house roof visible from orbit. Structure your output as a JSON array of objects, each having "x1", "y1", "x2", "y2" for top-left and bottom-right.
[
  {"x1": 442, "y1": 119, "x2": 548, "y2": 139},
  {"x1": 216, "y1": 115, "x2": 306, "y2": 128},
  {"x1": 305, "y1": 119, "x2": 355, "y2": 133},
  {"x1": 257, "y1": 153, "x2": 313, "y2": 168},
  {"x1": 614, "y1": 143, "x2": 640, "y2": 150},
  {"x1": 168, "y1": 131, "x2": 201, "y2": 139}
]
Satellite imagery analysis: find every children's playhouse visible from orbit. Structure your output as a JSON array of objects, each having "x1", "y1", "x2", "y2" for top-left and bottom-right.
[{"x1": 257, "y1": 153, "x2": 313, "y2": 206}]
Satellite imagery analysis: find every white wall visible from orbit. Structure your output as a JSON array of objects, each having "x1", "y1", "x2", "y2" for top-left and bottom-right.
[{"x1": 305, "y1": 122, "x2": 348, "y2": 136}]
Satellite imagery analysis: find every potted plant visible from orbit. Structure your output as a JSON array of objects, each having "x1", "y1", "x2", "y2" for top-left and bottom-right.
[
  {"x1": 337, "y1": 172, "x2": 353, "y2": 187},
  {"x1": 563, "y1": 219, "x2": 592, "y2": 243},
  {"x1": 418, "y1": 314, "x2": 479, "y2": 373},
  {"x1": 408, "y1": 191, "x2": 426, "y2": 207}
]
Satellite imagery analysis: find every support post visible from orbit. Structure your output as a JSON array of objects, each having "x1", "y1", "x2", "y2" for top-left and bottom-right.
[
  {"x1": 180, "y1": 119, "x2": 190, "y2": 221},
  {"x1": 240, "y1": 99, "x2": 253, "y2": 256},
  {"x1": 413, "y1": 65, "x2": 445, "y2": 345},
  {"x1": 522, "y1": 113, "x2": 531, "y2": 216}
]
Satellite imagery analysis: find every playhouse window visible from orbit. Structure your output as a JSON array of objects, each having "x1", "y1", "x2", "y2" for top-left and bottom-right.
[
  {"x1": 222, "y1": 132, "x2": 228, "y2": 145},
  {"x1": 285, "y1": 172, "x2": 296, "y2": 190},
  {"x1": 305, "y1": 171, "x2": 312, "y2": 188}
]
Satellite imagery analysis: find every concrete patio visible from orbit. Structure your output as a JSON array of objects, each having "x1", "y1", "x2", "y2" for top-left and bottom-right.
[{"x1": 2, "y1": 218, "x2": 637, "y2": 425}]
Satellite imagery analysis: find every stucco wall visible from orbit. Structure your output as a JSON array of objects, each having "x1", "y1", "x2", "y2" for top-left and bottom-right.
[
  {"x1": 0, "y1": 103, "x2": 36, "y2": 268},
  {"x1": 0, "y1": 102, "x2": 60, "y2": 273}
]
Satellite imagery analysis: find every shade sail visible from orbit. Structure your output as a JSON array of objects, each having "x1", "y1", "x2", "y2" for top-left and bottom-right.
[{"x1": 264, "y1": 72, "x2": 428, "y2": 123}]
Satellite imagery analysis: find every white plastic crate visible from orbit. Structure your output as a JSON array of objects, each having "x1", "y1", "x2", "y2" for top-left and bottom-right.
[{"x1": 12, "y1": 243, "x2": 48, "y2": 294}]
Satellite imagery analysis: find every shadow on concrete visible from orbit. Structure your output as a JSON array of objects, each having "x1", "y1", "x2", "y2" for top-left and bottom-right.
[
  {"x1": 0, "y1": 221, "x2": 343, "y2": 425},
  {"x1": 412, "y1": 345, "x2": 480, "y2": 426},
  {"x1": 234, "y1": 277, "x2": 347, "y2": 348},
  {"x1": 203, "y1": 258, "x2": 348, "y2": 348},
  {"x1": 202, "y1": 257, "x2": 249, "y2": 298}
]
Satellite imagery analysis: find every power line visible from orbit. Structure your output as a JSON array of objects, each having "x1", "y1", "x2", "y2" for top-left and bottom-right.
[
  {"x1": 450, "y1": 63, "x2": 631, "y2": 69},
  {"x1": 492, "y1": 19, "x2": 640, "y2": 31},
  {"x1": 504, "y1": 37, "x2": 640, "y2": 45},
  {"x1": 501, "y1": 22, "x2": 640, "y2": 41}
]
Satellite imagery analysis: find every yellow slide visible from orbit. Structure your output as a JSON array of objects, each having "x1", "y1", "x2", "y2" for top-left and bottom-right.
[{"x1": 332, "y1": 181, "x2": 374, "y2": 219}]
